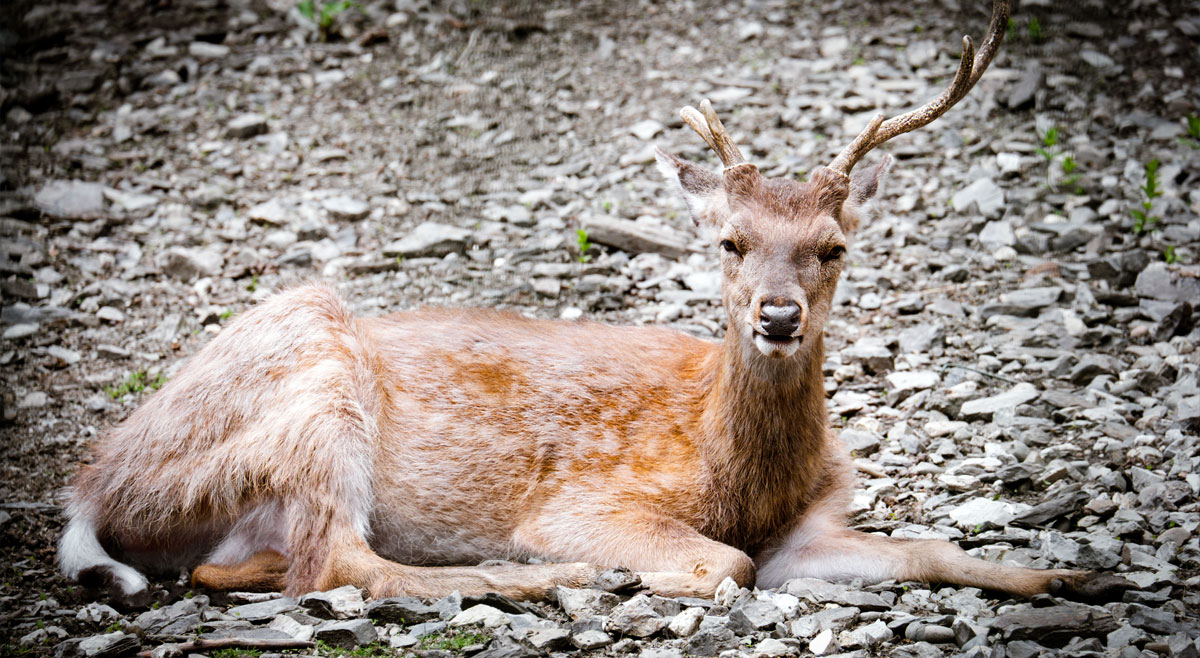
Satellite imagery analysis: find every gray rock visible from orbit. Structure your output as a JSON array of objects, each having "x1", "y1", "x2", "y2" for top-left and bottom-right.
[
  {"x1": 840, "y1": 429, "x2": 881, "y2": 456},
  {"x1": 312, "y1": 619, "x2": 376, "y2": 648},
  {"x1": 608, "y1": 594, "x2": 667, "y2": 638},
  {"x1": 225, "y1": 597, "x2": 298, "y2": 622},
  {"x1": 629, "y1": 119, "x2": 665, "y2": 140},
  {"x1": 947, "y1": 498, "x2": 1021, "y2": 530},
  {"x1": 556, "y1": 587, "x2": 620, "y2": 620},
  {"x1": 226, "y1": 114, "x2": 269, "y2": 139},
  {"x1": 1069, "y1": 355, "x2": 1118, "y2": 386},
  {"x1": 383, "y1": 222, "x2": 472, "y2": 258},
  {"x1": 841, "y1": 337, "x2": 893, "y2": 374},
  {"x1": 96, "y1": 307, "x2": 125, "y2": 324},
  {"x1": 951, "y1": 178, "x2": 1005, "y2": 218},
  {"x1": 247, "y1": 198, "x2": 292, "y2": 226},
  {"x1": 988, "y1": 605, "x2": 1118, "y2": 643},
  {"x1": 885, "y1": 370, "x2": 939, "y2": 404},
  {"x1": 686, "y1": 626, "x2": 738, "y2": 657},
  {"x1": 321, "y1": 196, "x2": 369, "y2": 221},
  {"x1": 899, "y1": 324, "x2": 944, "y2": 354},
  {"x1": 188, "y1": 41, "x2": 230, "y2": 58},
  {"x1": 959, "y1": 383, "x2": 1039, "y2": 421},
  {"x1": 1127, "y1": 604, "x2": 1186, "y2": 635},
  {"x1": 268, "y1": 614, "x2": 314, "y2": 641},
  {"x1": 839, "y1": 620, "x2": 892, "y2": 649},
  {"x1": 978, "y1": 220, "x2": 1015, "y2": 252},
  {"x1": 450, "y1": 604, "x2": 511, "y2": 629},
  {"x1": 784, "y1": 579, "x2": 890, "y2": 611},
  {"x1": 299, "y1": 585, "x2": 364, "y2": 619},
  {"x1": 580, "y1": 215, "x2": 690, "y2": 259},
  {"x1": 728, "y1": 598, "x2": 784, "y2": 633},
  {"x1": 571, "y1": 629, "x2": 613, "y2": 650},
  {"x1": 526, "y1": 628, "x2": 571, "y2": 650},
  {"x1": 1135, "y1": 263, "x2": 1200, "y2": 303},
  {"x1": 668, "y1": 607, "x2": 705, "y2": 638},
  {"x1": 1006, "y1": 63, "x2": 1044, "y2": 110},
  {"x1": 3, "y1": 323, "x2": 39, "y2": 340},
  {"x1": 73, "y1": 632, "x2": 140, "y2": 658},
  {"x1": 980, "y1": 287, "x2": 1062, "y2": 318},
  {"x1": 366, "y1": 597, "x2": 442, "y2": 624},
  {"x1": 34, "y1": 180, "x2": 105, "y2": 218},
  {"x1": 158, "y1": 247, "x2": 224, "y2": 280}
]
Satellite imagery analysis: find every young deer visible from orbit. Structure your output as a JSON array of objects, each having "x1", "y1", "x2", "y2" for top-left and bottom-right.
[{"x1": 61, "y1": 0, "x2": 1130, "y2": 604}]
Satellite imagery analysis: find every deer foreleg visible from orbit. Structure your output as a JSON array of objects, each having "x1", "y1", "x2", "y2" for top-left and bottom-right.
[
  {"x1": 756, "y1": 512, "x2": 1135, "y2": 601},
  {"x1": 515, "y1": 504, "x2": 755, "y2": 599}
]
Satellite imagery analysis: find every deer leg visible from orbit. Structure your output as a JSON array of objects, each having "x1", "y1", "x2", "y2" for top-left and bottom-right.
[
  {"x1": 192, "y1": 550, "x2": 289, "y2": 592},
  {"x1": 515, "y1": 505, "x2": 756, "y2": 598},
  {"x1": 756, "y1": 512, "x2": 1135, "y2": 601}
]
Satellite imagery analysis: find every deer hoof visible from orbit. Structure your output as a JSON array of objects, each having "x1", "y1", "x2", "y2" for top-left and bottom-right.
[{"x1": 1051, "y1": 571, "x2": 1138, "y2": 602}]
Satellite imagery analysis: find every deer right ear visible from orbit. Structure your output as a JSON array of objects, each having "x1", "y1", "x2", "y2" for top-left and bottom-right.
[{"x1": 655, "y1": 147, "x2": 728, "y2": 228}]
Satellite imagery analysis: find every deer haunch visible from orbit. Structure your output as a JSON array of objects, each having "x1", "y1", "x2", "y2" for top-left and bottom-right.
[{"x1": 59, "y1": 0, "x2": 1133, "y2": 604}]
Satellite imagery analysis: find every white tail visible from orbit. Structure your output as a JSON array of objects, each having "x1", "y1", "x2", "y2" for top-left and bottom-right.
[{"x1": 61, "y1": 0, "x2": 1131, "y2": 604}]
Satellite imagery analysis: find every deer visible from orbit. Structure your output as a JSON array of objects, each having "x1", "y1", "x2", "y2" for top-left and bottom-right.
[{"x1": 60, "y1": 0, "x2": 1132, "y2": 606}]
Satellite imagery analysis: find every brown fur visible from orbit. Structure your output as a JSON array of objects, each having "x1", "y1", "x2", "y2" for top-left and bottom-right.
[{"x1": 61, "y1": 114, "x2": 1126, "y2": 604}]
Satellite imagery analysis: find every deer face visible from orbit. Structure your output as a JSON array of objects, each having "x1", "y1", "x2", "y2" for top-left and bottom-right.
[{"x1": 657, "y1": 150, "x2": 888, "y2": 361}]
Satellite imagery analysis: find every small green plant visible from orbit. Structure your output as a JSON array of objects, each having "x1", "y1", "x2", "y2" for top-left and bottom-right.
[
  {"x1": 104, "y1": 621, "x2": 123, "y2": 633},
  {"x1": 1164, "y1": 244, "x2": 1177, "y2": 264},
  {"x1": 1181, "y1": 114, "x2": 1200, "y2": 149},
  {"x1": 246, "y1": 274, "x2": 259, "y2": 293},
  {"x1": 418, "y1": 631, "x2": 489, "y2": 652},
  {"x1": 1131, "y1": 158, "x2": 1162, "y2": 234},
  {"x1": 1060, "y1": 155, "x2": 1083, "y2": 193},
  {"x1": 1035, "y1": 125, "x2": 1059, "y2": 161},
  {"x1": 1027, "y1": 17, "x2": 1042, "y2": 42},
  {"x1": 218, "y1": 308, "x2": 234, "y2": 321},
  {"x1": 297, "y1": 0, "x2": 356, "y2": 42},
  {"x1": 105, "y1": 371, "x2": 167, "y2": 399},
  {"x1": 576, "y1": 228, "x2": 593, "y2": 263}
]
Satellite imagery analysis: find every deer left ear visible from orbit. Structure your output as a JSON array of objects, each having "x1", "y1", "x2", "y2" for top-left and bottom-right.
[
  {"x1": 655, "y1": 147, "x2": 728, "y2": 228},
  {"x1": 850, "y1": 155, "x2": 891, "y2": 206},
  {"x1": 838, "y1": 155, "x2": 891, "y2": 236}
]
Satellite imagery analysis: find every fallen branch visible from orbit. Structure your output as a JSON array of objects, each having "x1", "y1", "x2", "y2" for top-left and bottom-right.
[{"x1": 137, "y1": 638, "x2": 314, "y2": 657}]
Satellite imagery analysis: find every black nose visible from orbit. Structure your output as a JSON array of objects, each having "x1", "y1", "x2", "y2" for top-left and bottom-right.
[{"x1": 760, "y1": 302, "x2": 801, "y2": 336}]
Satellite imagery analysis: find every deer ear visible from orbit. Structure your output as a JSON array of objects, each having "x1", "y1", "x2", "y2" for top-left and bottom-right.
[
  {"x1": 838, "y1": 155, "x2": 891, "y2": 237},
  {"x1": 655, "y1": 147, "x2": 727, "y2": 227},
  {"x1": 849, "y1": 154, "x2": 891, "y2": 207}
]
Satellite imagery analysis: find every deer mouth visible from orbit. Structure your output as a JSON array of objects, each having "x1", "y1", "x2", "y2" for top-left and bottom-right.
[{"x1": 752, "y1": 331, "x2": 803, "y2": 358}]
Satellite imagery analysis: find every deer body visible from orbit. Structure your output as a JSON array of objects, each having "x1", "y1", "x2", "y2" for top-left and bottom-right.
[{"x1": 61, "y1": 0, "x2": 1131, "y2": 603}]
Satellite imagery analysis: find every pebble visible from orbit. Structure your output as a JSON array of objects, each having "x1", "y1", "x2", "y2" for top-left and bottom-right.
[{"x1": 226, "y1": 114, "x2": 269, "y2": 139}]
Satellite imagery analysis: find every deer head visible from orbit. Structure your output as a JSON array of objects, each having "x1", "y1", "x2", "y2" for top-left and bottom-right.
[{"x1": 656, "y1": 0, "x2": 1009, "y2": 364}]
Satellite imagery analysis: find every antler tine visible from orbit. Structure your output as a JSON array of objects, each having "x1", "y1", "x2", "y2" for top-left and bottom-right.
[
  {"x1": 680, "y1": 105, "x2": 720, "y2": 154},
  {"x1": 828, "y1": 0, "x2": 1009, "y2": 176},
  {"x1": 679, "y1": 99, "x2": 748, "y2": 169}
]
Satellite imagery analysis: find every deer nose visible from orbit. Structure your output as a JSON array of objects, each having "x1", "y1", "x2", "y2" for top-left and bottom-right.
[{"x1": 760, "y1": 302, "x2": 802, "y2": 336}]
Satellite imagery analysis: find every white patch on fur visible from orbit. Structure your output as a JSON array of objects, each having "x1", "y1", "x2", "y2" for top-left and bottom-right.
[
  {"x1": 653, "y1": 149, "x2": 681, "y2": 186},
  {"x1": 59, "y1": 513, "x2": 148, "y2": 596},
  {"x1": 206, "y1": 501, "x2": 287, "y2": 565},
  {"x1": 756, "y1": 515, "x2": 893, "y2": 589},
  {"x1": 752, "y1": 334, "x2": 801, "y2": 359}
]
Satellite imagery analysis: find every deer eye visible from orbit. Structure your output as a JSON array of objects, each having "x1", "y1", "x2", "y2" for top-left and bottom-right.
[
  {"x1": 720, "y1": 240, "x2": 742, "y2": 257},
  {"x1": 822, "y1": 245, "x2": 846, "y2": 263}
]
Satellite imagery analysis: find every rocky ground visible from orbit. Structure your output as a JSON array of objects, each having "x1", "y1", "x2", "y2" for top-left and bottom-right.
[{"x1": 3, "y1": 0, "x2": 1200, "y2": 656}]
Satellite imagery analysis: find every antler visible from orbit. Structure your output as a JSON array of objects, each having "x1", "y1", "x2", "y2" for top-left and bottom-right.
[
  {"x1": 828, "y1": 0, "x2": 1011, "y2": 177},
  {"x1": 680, "y1": 99, "x2": 750, "y2": 169}
]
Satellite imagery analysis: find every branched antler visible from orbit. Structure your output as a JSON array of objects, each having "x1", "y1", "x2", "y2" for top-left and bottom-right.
[
  {"x1": 680, "y1": 99, "x2": 749, "y2": 169},
  {"x1": 828, "y1": 0, "x2": 1011, "y2": 176}
]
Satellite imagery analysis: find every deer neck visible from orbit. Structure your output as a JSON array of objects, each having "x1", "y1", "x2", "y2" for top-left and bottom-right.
[{"x1": 693, "y1": 325, "x2": 832, "y2": 545}]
